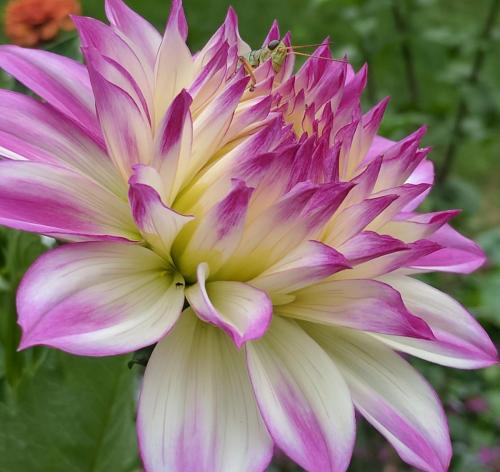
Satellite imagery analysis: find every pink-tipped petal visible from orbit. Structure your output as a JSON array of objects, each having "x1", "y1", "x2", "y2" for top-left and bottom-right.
[
  {"x1": 128, "y1": 171, "x2": 193, "y2": 261},
  {"x1": 18, "y1": 242, "x2": 184, "y2": 356},
  {"x1": 176, "y1": 179, "x2": 254, "y2": 275},
  {"x1": 153, "y1": 89, "x2": 193, "y2": 203},
  {"x1": 105, "y1": 0, "x2": 162, "y2": 68},
  {"x1": 279, "y1": 279, "x2": 433, "y2": 339},
  {"x1": 138, "y1": 310, "x2": 273, "y2": 472},
  {"x1": 246, "y1": 316, "x2": 355, "y2": 472},
  {"x1": 0, "y1": 161, "x2": 137, "y2": 241},
  {"x1": 0, "y1": 45, "x2": 101, "y2": 142},
  {"x1": 307, "y1": 325, "x2": 452, "y2": 472},
  {"x1": 154, "y1": 0, "x2": 193, "y2": 122},
  {"x1": 0, "y1": 90, "x2": 124, "y2": 196},
  {"x1": 338, "y1": 231, "x2": 408, "y2": 265},
  {"x1": 250, "y1": 240, "x2": 351, "y2": 297},
  {"x1": 375, "y1": 275, "x2": 498, "y2": 368},
  {"x1": 185, "y1": 263, "x2": 272, "y2": 347},
  {"x1": 411, "y1": 224, "x2": 486, "y2": 273},
  {"x1": 88, "y1": 67, "x2": 153, "y2": 179}
]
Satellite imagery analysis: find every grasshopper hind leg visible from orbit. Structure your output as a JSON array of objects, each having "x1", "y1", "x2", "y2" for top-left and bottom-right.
[{"x1": 239, "y1": 56, "x2": 257, "y2": 92}]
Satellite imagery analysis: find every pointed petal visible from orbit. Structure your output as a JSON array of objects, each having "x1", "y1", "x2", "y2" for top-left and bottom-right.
[
  {"x1": 307, "y1": 325, "x2": 452, "y2": 472},
  {"x1": 18, "y1": 242, "x2": 184, "y2": 356},
  {"x1": 105, "y1": 0, "x2": 162, "y2": 68},
  {"x1": 250, "y1": 240, "x2": 351, "y2": 298},
  {"x1": 187, "y1": 77, "x2": 249, "y2": 181},
  {"x1": 375, "y1": 275, "x2": 498, "y2": 368},
  {"x1": 138, "y1": 310, "x2": 272, "y2": 472},
  {"x1": 153, "y1": 89, "x2": 193, "y2": 203},
  {"x1": 334, "y1": 240, "x2": 442, "y2": 279},
  {"x1": 128, "y1": 171, "x2": 193, "y2": 261},
  {"x1": 0, "y1": 161, "x2": 137, "y2": 240},
  {"x1": 88, "y1": 68, "x2": 153, "y2": 179},
  {"x1": 0, "y1": 45, "x2": 100, "y2": 142},
  {"x1": 279, "y1": 279, "x2": 433, "y2": 338},
  {"x1": 185, "y1": 263, "x2": 272, "y2": 347},
  {"x1": 338, "y1": 231, "x2": 408, "y2": 265},
  {"x1": 74, "y1": 15, "x2": 153, "y2": 107},
  {"x1": 176, "y1": 179, "x2": 254, "y2": 276},
  {"x1": 154, "y1": 0, "x2": 193, "y2": 122},
  {"x1": 0, "y1": 90, "x2": 124, "y2": 196},
  {"x1": 322, "y1": 195, "x2": 398, "y2": 246},
  {"x1": 410, "y1": 224, "x2": 486, "y2": 273},
  {"x1": 246, "y1": 316, "x2": 355, "y2": 472}
]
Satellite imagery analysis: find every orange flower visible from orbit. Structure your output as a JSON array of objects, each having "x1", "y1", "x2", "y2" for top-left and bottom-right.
[{"x1": 4, "y1": 0, "x2": 81, "y2": 47}]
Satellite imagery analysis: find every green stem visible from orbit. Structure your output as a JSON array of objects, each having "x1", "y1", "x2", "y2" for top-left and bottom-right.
[{"x1": 438, "y1": 0, "x2": 500, "y2": 182}]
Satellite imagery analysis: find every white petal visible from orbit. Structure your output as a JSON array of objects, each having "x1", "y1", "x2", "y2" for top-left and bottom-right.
[
  {"x1": 306, "y1": 325, "x2": 451, "y2": 472},
  {"x1": 138, "y1": 309, "x2": 272, "y2": 472},
  {"x1": 374, "y1": 275, "x2": 498, "y2": 368},
  {"x1": 18, "y1": 242, "x2": 184, "y2": 356},
  {"x1": 246, "y1": 316, "x2": 355, "y2": 472}
]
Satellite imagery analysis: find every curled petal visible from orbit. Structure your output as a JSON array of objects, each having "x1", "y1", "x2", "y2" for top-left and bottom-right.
[{"x1": 185, "y1": 263, "x2": 272, "y2": 347}]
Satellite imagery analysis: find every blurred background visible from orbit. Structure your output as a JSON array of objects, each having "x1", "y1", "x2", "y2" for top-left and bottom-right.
[{"x1": 0, "y1": 0, "x2": 499, "y2": 470}]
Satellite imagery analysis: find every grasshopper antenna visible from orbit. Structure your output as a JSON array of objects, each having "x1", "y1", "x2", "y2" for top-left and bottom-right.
[
  {"x1": 289, "y1": 51, "x2": 347, "y2": 63},
  {"x1": 285, "y1": 41, "x2": 333, "y2": 50}
]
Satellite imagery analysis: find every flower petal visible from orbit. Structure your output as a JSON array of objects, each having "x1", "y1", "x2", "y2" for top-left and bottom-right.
[
  {"x1": 154, "y1": 0, "x2": 194, "y2": 122},
  {"x1": 250, "y1": 240, "x2": 351, "y2": 298},
  {"x1": 137, "y1": 309, "x2": 273, "y2": 472},
  {"x1": 306, "y1": 325, "x2": 452, "y2": 472},
  {"x1": 279, "y1": 279, "x2": 433, "y2": 338},
  {"x1": 0, "y1": 45, "x2": 100, "y2": 142},
  {"x1": 153, "y1": 89, "x2": 193, "y2": 203},
  {"x1": 410, "y1": 224, "x2": 486, "y2": 273},
  {"x1": 105, "y1": 0, "x2": 162, "y2": 69},
  {"x1": 74, "y1": 15, "x2": 153, "y2": 109},
  {"x1": 88, "y1": 67, "x2": 153, "y2": 179},
  {"x1": 246, "y1": 316, "x2": 355, "y2": 472},
  {"x1": 185, "y1": 263, "x2": 272, "y2": 347},
  {"x1": 0, "y1": 90, "x2": 124, "y2": 196},
  {"x1": 128, "y1": 171, "x2": 193, "y2": 261},
  {"x1": 175, "y1": 179, "x2": 254, "y2": 276},
  {"x1": 0, "y1": 161, "x2": 137, "y2": 240},
  {"x1": 375, "y1": 275, "x2": 498, "y2": 368},
  {"x1": 18, "y1": 242, "x2": 184, "y2": 356}
]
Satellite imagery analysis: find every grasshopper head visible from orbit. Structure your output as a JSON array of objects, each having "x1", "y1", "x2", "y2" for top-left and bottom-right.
[{"x1": 267, "y1": 39, "x2": 288, "y2": 72}]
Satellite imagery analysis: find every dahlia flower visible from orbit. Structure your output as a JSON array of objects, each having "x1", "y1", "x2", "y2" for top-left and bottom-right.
[{"x1": 0, "y1": 1, "x2": 496, "y2": 471}]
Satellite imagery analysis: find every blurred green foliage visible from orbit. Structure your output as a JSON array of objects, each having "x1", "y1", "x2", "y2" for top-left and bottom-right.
[{"x1": 0, "y1": 0, "x2": 499, "y2": 471}]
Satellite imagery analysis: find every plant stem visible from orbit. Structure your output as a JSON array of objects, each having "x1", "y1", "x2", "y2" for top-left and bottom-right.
[
  {"x1": 391, "y1": 0, "x2": 419, "y2": 107},
  {"x1": 438, "y1": 0, "x2": 500, "y2": 182}
]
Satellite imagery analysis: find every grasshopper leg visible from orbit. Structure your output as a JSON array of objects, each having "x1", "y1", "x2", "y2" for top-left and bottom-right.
[{"x1": 239, "y1": 56, "x2": 257, "y2": 92}]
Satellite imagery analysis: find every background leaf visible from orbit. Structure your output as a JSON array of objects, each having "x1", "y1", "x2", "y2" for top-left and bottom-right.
[{"x1": 0, "y1": 352, "x2": 138, "y2": 472}]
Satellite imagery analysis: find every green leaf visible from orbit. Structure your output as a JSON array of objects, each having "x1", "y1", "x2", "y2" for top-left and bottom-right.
[
  {"x1": 0, "y1": 352, "x2": 139, "y2": 472},
  {"x1": 0, "y1": 229, "x2": 49, "y2": 389}
]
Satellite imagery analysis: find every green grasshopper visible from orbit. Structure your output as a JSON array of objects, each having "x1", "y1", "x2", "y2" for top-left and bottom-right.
[{"x1": 239, "y1": 39, "x2": 345, "y2": 91}]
